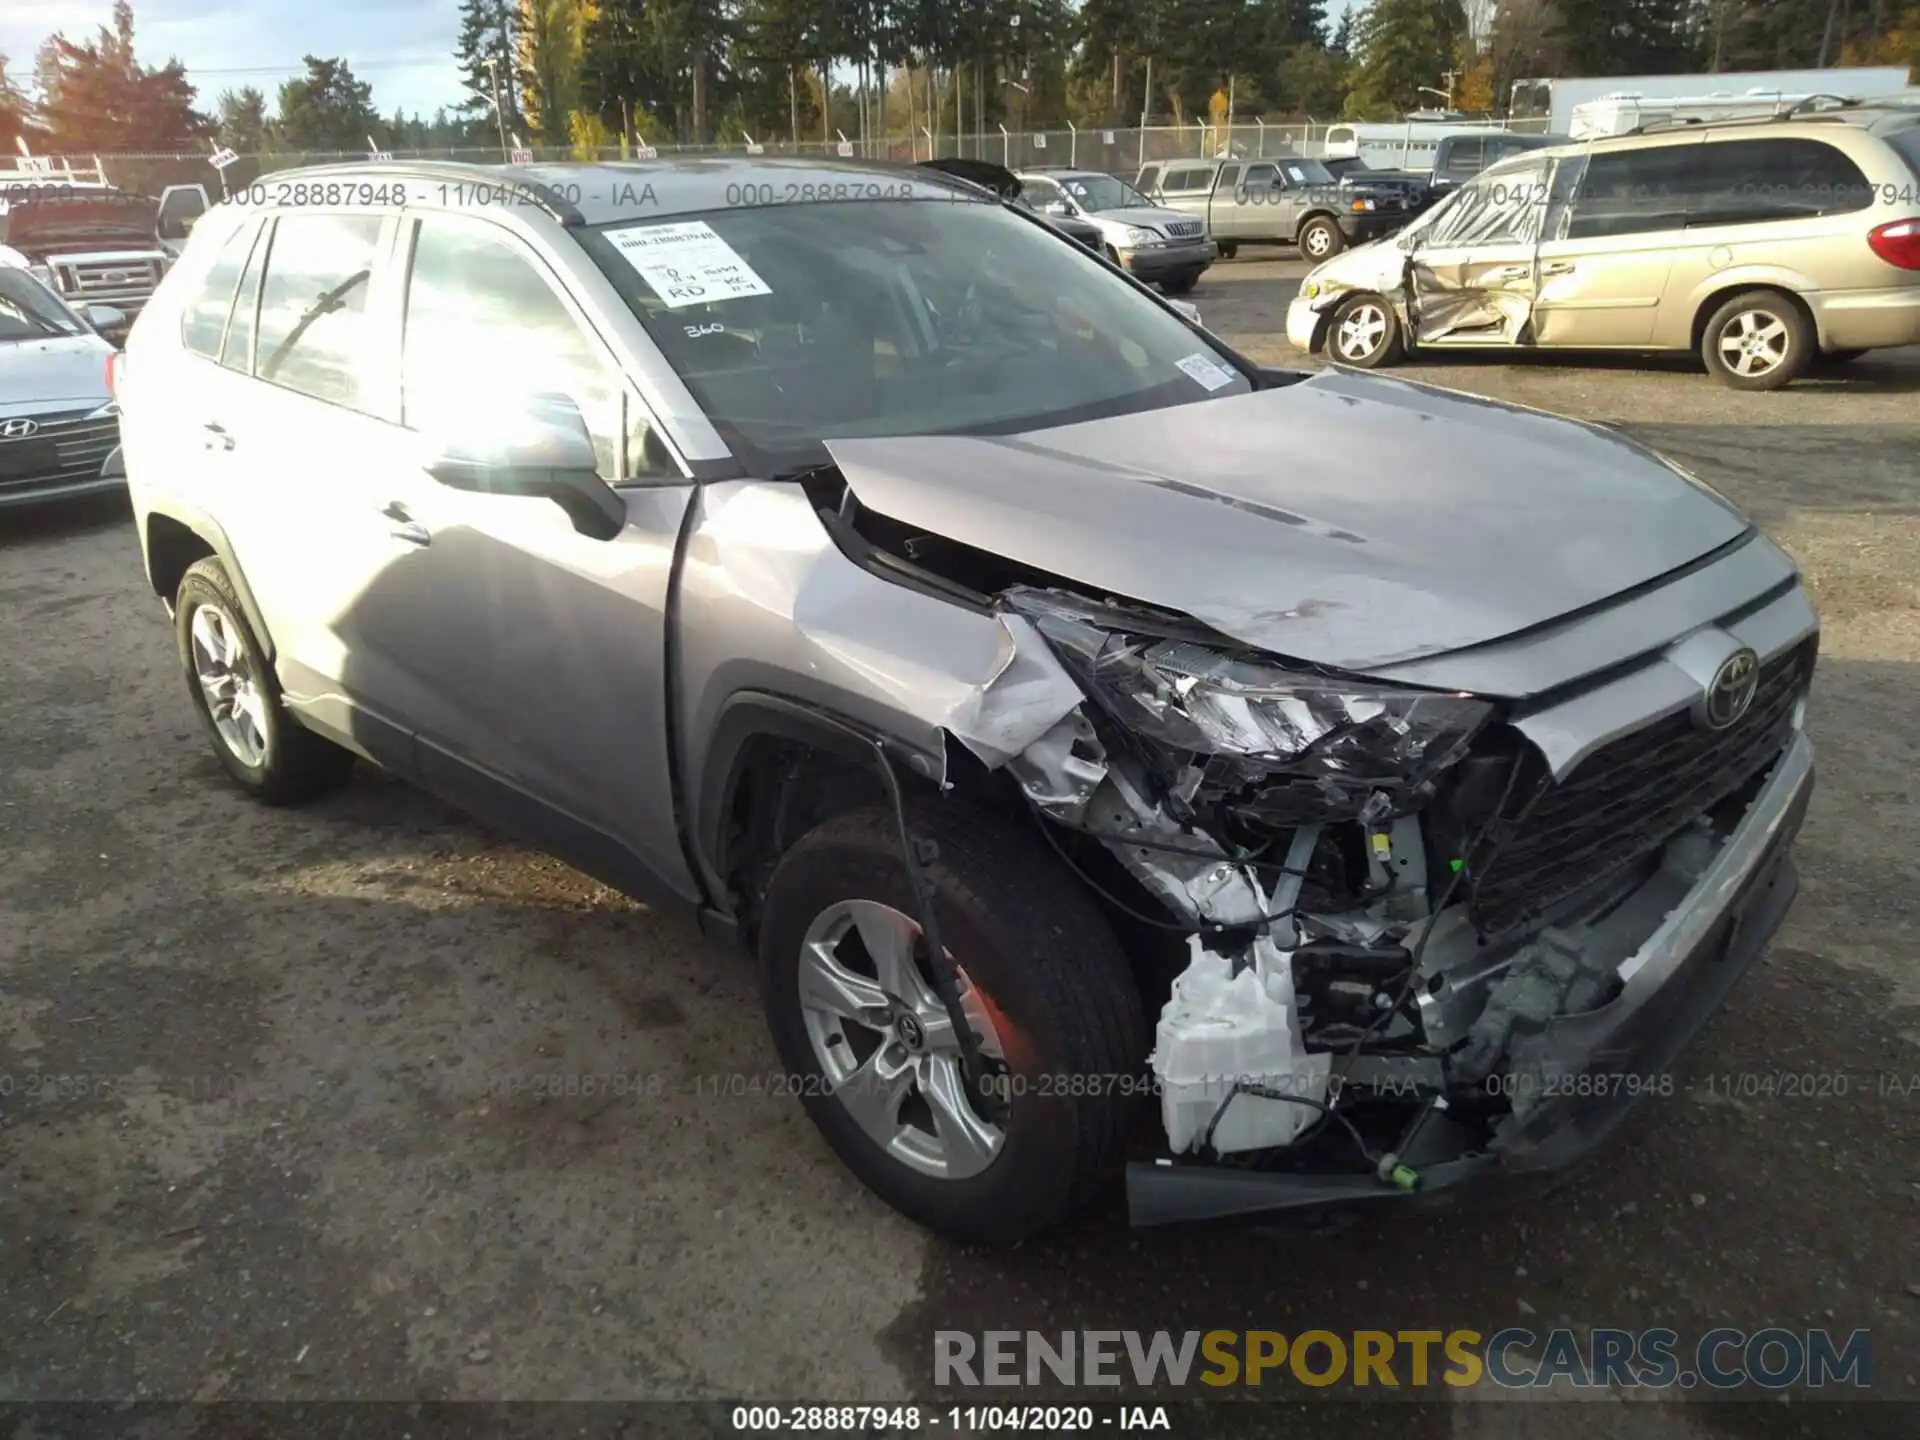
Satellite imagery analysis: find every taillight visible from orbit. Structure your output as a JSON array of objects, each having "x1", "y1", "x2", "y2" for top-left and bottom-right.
[{"x1": 1867, "y1": 218, "x2": 1920, "y2": 270}]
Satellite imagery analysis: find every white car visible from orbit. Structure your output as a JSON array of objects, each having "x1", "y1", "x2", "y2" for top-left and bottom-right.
[{"x1": 0, "y1": 257, "x2": 126, "y2": 509}]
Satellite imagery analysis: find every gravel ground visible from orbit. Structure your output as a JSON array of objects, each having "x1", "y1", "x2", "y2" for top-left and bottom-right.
[{"x1": 2, "y1": 256, "x2": 1917, "y2": 1437}]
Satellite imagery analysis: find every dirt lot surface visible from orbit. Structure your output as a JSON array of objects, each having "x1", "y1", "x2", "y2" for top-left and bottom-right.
[{"x1": 3, "y1": 255, "x2": 1917, "y2": 1437}]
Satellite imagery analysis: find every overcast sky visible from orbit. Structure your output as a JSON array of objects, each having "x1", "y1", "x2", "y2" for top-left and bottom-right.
[{"x1": 3, "y1": 0, "x2": 1365, "y2": 125}]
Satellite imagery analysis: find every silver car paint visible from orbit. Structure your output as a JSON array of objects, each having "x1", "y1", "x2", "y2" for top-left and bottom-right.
[
  {"x1": 0, "y1": 333, "x2": 117, "y2": 414},
  {"x1": 123, "y1": 157, "x2": 1812, "y2": 918},
  {"x1": 824, "y1": 366, "x2": 1750, "y2": 676}
]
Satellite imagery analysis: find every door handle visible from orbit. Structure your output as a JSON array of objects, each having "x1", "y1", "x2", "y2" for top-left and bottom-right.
[
  {"x1": 1541, "y1": 262, "x2": 1575, "y2": 277},
  {"x1": 1488, "y1": 265, "x2": 1531, "y2": 281},
  {"x1": 202, "y1": 422, "x2": 234, "y2": 452},
  {"x1": 380, "y1": 500, "x2": 432, "y2": 547}
]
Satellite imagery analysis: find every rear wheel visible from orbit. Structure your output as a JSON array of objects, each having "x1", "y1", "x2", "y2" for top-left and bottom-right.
[
  {"x1": 757, "y1": 802, "x2": 1147, "y2": 1245},
  {"x1": 175, "y1": 558, "x2": 355, "y2": 804},
  {"x1": 1328, "y1": 293, "x2": 1404, "y2": 368},
  {"x1": 1298, "y1": 216, "x2": 1344, "y2": 261},
  {"x1": 1700, "y1": 289, "x2": 1812, "y2": 390}
]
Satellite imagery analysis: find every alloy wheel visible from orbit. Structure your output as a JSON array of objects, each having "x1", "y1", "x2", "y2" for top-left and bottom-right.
[
  {"x1": 796, "y1": 899, "x2": 1006, "y2": 1180},
  {"x1": 1336, "y1": 302, "x2": 1388, "y2": 361},
  {"x1": 190, "y1": 602, "x2": 268, "y2": 767},
  {"x1": 1718, "y1": 309, "x2": 1790, "y2": 379}
]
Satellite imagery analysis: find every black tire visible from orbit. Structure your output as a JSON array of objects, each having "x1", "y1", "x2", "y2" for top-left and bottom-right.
[
  {"x1": 174, "y1": 557, "x2": 355, "y2": 804},
  {"x1": 1326, "y1": 292, "x2": 1404, "y2": 368},
  {"x1": 1217, "y1": 241, "x2": 1239, "y2": 260},
  {"x1": 1298, "y1": 215, "x2": 1345, "y2": 261},
  {"x1": 1159, "y1": 271, "x2": 1200, "y2": 295},
  {"x1": 758, "y1": 801, "x2": 1148, "y2": 1245},
  {"x1": 1700, "y1": 289, "x2": 1813, "y2": 391}
]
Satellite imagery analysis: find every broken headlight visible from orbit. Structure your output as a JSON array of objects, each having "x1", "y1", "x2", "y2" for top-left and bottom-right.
[{"x1": 1010, "y1": 590, "x2": 1492, "y2": 827}]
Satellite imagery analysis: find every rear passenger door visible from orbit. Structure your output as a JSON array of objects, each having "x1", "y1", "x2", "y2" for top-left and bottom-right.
[
  {"x1": 1532, "y1": 140, "x2": 1701, "y2": 347},
  {"x1": 211, "y1": 209, "x2": 422, "y2": 771}
]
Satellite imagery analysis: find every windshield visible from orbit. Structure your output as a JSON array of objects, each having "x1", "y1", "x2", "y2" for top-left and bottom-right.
[
  {"x1": 0, "y1": 266, "x2": 86, "y2": 341},
  {"x1": 1057, "y1": 175, "x2": 1149, "y2": 212},
  {"x1": 580, "y1": 199, "x2": 1251, "y2": 470}
]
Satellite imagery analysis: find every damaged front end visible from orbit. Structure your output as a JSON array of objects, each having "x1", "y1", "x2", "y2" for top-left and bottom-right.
[{"x1": 955, "y1": 585, "x2": 1813, "y2": 1226}]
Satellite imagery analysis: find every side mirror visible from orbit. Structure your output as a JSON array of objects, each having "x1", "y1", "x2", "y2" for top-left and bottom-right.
[
  {"x1": 1167, "y1": 299, "x2": 1203, "y2": 327},
  {"x1": 422, "y1": 392, "x2": 625, "y2": 540},
  {"x1": 82, "y1": 304, "x2": 127, "y2": 332}
]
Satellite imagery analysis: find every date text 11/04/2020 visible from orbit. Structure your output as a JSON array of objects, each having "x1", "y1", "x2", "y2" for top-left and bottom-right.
[{"x1": 730, "y1": 1406, "x2": 1174, "y2": 1432}]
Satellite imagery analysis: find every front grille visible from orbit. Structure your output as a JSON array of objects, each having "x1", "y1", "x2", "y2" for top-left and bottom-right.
[
  {"x1": 55, "y1": 257, "x2": 160, "y2": 303},
  {"x1": 1468, "y1": 638, "x2": 1815, "y2": 936},
  {"x1": 1163, "y1": 220, "x2": 1204, "y2": 239},
  {"x1": 0, "y1": 409, "x2": 121, "y2": 497}
]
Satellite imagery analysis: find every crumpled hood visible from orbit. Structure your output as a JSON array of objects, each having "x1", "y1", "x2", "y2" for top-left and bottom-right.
[
  {"x1": 0, "y1": 334, "x2": 115, "y2": 413},
  {"x1": 824, "y1": 368, "x2": 1750, "y2": 674}
]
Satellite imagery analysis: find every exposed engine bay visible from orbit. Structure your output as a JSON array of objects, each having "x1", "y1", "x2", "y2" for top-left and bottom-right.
[{"x1": 801, "y1": 461, "x2": 1813, "y2": 1201}]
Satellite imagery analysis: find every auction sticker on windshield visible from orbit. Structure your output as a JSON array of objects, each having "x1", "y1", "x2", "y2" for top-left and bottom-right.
[
  {"x1": 608, "y1": 220, "x2": 772, "y2": 308},
  {"x1": 1175, "y1": 352, "x2": 1237, "y2": 391}
]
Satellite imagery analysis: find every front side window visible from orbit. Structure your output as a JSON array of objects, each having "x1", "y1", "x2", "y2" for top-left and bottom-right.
[
  {"x1": 1021, "y1": 177, "x2": 1064, "y2": 208},
  {"x1": 0, "y1": 267, "x2": 87, "y2": 343},
  {"x1": 253, "y1": 213, "x2": 386, "y2": 410},
  {"x1": 1243, "y1": 163, "x2": 1279, "y2": 189},
  {"x1": 402, "y1": 216, "x2": 662, "y2": 480},
  {"x1": 181, "y1": 219, "x2": 256, "y2": 359},
  {"x1": 580, "y1": 197, "x2": 1253, "y2": 472},
  {"x1": 1422, "y1": 155, "x2": 1554, "y2": 248}
]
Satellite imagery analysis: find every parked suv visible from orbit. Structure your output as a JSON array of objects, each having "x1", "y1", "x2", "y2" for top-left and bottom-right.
[
  {"x1": 1423, "y1": 130, "x2": 1570, "y2": 203},
  {"x1": 1289, "y1": 111, "x2": 1920, "y2": 387},
  {"x1": 121, "y1": 158, "x2": 1816, "y2": 1244},
  {"x1": 1137, "y1": 156, "x2": 1414, "y2": 260},
  {"x1": 1013, "y1": 168, "x2": 1215, "y2": 292}
]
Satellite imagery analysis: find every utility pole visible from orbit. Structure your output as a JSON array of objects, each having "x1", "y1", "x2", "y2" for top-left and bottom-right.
[{"x1": 484, "y1": 55, "x2": 509, "y2": 159}]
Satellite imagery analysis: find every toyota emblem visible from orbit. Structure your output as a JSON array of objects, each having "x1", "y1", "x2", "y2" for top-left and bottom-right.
[
  {"x1": 0, "y1": 417, "x2": 40, "y2": 440},
  {"x1": 1701, "y1": 648, "x2": 1759, "y2": 731}
]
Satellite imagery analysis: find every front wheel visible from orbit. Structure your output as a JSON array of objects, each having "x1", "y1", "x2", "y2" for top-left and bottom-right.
[
  {"x1": 758, "y1": 802, "x2": 1148, "y2": 1245},
  {"x1": 1159, "y1": 271, "x2": 1200, "y2": 295},
  {"x1": 1217, "y1": 241, "x2": 1239, "y2": 260},
  {"x1": 1298, "y1": 216, "x2": 1344, "y2": 261},
  {"x1": 1327, "y1": 293, "x2": 1405, "y2": 368},
  {"x1": 1701, "y1": 289, "x2": 1812, "y2": 390},
  {"x1": 175, "y1": 558, "x2": 355, "y2": 804}
]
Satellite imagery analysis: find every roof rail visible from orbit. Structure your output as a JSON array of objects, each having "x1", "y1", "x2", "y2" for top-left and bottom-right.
[{"x1": 1621, "y1": 102, "x2": 1857, "y2": 138}]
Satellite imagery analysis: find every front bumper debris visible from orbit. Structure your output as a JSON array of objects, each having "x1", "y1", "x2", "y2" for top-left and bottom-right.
[{"x1": 1125, "y1": 731, "x2": 1814, "y2": 1227}]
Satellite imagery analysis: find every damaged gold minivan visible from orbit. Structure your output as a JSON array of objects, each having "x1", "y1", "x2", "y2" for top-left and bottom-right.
[{"x1": 1288, "y1": 105, "x2": 1920, "y2": 388}]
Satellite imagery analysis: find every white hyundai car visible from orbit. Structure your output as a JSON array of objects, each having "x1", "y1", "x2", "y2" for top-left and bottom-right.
[{"x1": 0, "y1": 251, "x2": 126, "y2": 510}]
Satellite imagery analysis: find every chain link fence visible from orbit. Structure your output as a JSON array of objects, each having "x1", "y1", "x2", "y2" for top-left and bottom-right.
[{"x1": 33, "y1": 116, "x2": 1553, "y2": 194}]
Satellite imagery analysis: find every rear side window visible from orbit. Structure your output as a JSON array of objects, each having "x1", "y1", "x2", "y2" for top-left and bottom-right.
[
  {"x1": 220, "y1": 220, "x2": 268, "y2": 373},
  {"x1": 1887, "y1": 127, "x2": 1920, "y2": 182},
  {"x1": 1566, "y1": 144, "x2": 1699, "y2": 239},
  {"x1": 180, "y1": 221, "x2": 255, "y2": 359},
  {"x1": 1163, "y1": 167, "x2": 1211, "y2": 194},
  {"x1": 254, "y1": 213, "x2": 387, "y2": 411},
  {"x1": 1687, "y1": 138, "x2": 1873, "y2": 227}
]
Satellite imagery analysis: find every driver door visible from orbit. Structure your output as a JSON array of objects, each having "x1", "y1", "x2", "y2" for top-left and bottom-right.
[{"x1": 1406, "y1": 154, "x2": 1556, "y2": 346}]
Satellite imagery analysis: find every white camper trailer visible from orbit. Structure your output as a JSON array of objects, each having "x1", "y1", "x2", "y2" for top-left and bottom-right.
[{"x1": 1511, "y1": 66, "x2": 1914, "y2": 135}]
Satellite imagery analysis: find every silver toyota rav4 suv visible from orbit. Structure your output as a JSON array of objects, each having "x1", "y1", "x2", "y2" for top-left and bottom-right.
[{"x1": 118, "y1": 158, "x2": 1818, "y2": 1244}]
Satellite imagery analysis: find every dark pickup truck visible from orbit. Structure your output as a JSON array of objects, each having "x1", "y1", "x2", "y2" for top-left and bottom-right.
[{"x1": 1135, "y1": 156, "x2": 1417, "y2": 261}]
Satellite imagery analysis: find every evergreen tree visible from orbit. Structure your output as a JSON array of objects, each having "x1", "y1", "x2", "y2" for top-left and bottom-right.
[
  {"x1": 33, "y1": 0, "x2": 208, "y2": 151},
  {"x1": 215, "y1": 86, "x2": 269, "y2": 152}
]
